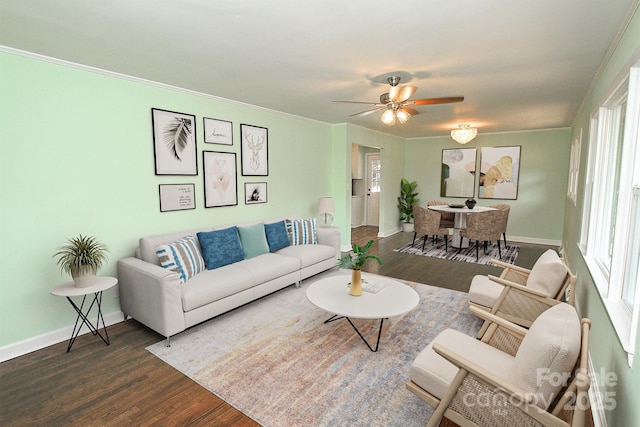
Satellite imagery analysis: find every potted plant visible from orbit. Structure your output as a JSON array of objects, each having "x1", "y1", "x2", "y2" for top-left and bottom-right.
[
  {"x1": 338, "y1": 239, "x2": 382, "y2": 296},
  {"x1": 397, "y1": 178, "x2": 419, "y2": 232},
  {"x1": 54, "y1": 234, "x2": 109, "y2": 288}
]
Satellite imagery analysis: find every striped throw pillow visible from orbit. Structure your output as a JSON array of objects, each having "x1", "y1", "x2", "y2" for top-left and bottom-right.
[
  {"x1": 287, "y1": 218, "x2": 317, "y2": 245},
  {"x1": 156, "y1": 235, "x2": 206, "y2": 284}
]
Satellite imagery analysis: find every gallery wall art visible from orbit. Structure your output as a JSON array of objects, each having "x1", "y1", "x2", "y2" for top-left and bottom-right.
[
  {"x1": 479, "y1": 146, "x2": 521, "y2": 199},
  {"x1": 152, "y1": 108, "x2": 197, "y2": 175},
  {"x1": 244, "y1": 182, "x2": 267, "y2": 204},
  {"x1": 203, "y1": 151, "x2": 238, "y2": 207},
  {"x1": 240, "y1": 124, "x2": 268, "y2": 176},
  {"x1": 203, "y1": 117, "x2": 233, "y2": 145},
  {"x1": 159, "y1": 184, "x2": 196, "y2": 212},
  {"x1": 440, "y1": 148, "x2": 477, "y2": 198}
]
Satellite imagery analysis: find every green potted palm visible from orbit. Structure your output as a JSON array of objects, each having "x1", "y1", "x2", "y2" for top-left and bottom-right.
[
  {"x1": 54, "y1": 234, "x2": 109, "y2": 288},
  {"x1": 397, "y1": 178, "x2": 419, "y2": 232}
]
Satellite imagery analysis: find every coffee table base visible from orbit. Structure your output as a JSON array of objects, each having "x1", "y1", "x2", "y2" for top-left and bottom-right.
[{"x1": 324, "y1": 314, "x2": 385, "y2": 352}]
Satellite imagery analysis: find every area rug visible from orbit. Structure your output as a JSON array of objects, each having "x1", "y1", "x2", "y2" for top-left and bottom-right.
[
  {"x1": 394, "y1": 239, "x2": 519, "y2": 266},
  {"x1": 147, "y1": 270, "x2": 482, "y2": 427}
]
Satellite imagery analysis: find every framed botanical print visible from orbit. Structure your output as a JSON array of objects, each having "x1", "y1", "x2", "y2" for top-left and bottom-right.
[
  {"x1": 203, "y1": 117, "x2": 233, "y2": 145},
  {"x1": 440, "y1": 148, "x2": 477, "y2": 198},
  {"x1": 479, "y1": 146, "x2": 521, "y2": 200},
  {"x1": 244, "y1": 182, "x2": 267, "y2": 204},
  {"x1": 240, "y1": 124, "x2": 268, "y2": 176},
  {"x1": 203, "y1": 151, "x2": 237, "y2": 207},
  {"x1": 152, "y1": 108, "x2": 197, "y2": 175}
]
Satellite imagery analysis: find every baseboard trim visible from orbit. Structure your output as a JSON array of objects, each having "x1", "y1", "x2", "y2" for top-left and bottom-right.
[
  {"x1": 588, "y1": 354, "x2": 609, "y2": 427},
  {"x1": 507, "y1": 235, "x2": 562, "y2": 246},
  {"x1": 0, "y1": 310, "x2": 124, "y2": 363}
]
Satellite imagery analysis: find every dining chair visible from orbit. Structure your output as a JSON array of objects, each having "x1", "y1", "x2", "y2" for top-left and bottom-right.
[
  {"x1": 426, "y1": 200, "x2": 455, "y2": 228},
  {"x1": 407, "y1": 303, "x2": 590, "y2": 427},
  {"x1": 491, "y1": 203, "x2": 510, "y2": 246},
  {"x1": 412, "y1": 206, "x2": 450, "y2": 252},
  {"x1": 459, "y1": 209, "x2": 503, "y2": 261}
]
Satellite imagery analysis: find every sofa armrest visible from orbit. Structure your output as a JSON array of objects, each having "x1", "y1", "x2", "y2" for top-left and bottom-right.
[
  {"x1": 117, "y1": 257, "x2": 186, "y2": 338},
  {"x1": 316, "y1": 226, "x2": 341, "y2": 260}
]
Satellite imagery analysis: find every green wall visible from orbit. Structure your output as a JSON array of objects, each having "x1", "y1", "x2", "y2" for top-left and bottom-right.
[
  {"x1": 405, "y1": 129, "x2": 571, "y2": 243},
  {"x1": 561, "y1": 6, "x2": 640, "y2": 427},
  {"x1": 0, "y1": 51, "x2": 335, "y2": 347}
]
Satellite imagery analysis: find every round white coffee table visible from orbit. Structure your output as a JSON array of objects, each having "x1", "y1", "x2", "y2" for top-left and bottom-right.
[{"x1": 306, "y1": 273, "x2": 419, "y2": 352}]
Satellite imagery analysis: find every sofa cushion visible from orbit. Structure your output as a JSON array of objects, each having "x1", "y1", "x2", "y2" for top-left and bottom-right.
[
  {"x1": 155, "y1": 235, "x2": 206, "y2": 284},
  {"x1": 526, "y1": 249, "x2": 568, "y2": 297},
  {"x1": 140, "y1": 227, "x2": 212, "y2": 265},
  {"x1": 509, "y1": 303, "x2": 580, "y2": 409},
  {"x1": 287, "y1": 218, "x2": 317, "y2": 245},
  {"x1": 181, "y1": 264, "x2": 255, "y2": 311},
  {"x1": 275, "y1": 244, "x2": 335, "y2": 269},
  {"x1": 198, "y1": 227, "x2": 244, "y2": 269},
  {"x1": 264, "y1": 220, "x2": 290, "y2": 252},
  {"x1": 468, "y1": 274, "x2": 505, "y2": 308},
  {"x1": 410, "y1": 328, "x2": 515, "y2": 400},
  {"x1": 238, "y1": 222, "x2": 270, "y2": 259},
  {"x1": 235, "y1": 253, "x2": 300, "y2": 283}
]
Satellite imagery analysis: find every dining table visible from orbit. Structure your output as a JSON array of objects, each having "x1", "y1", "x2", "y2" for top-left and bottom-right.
[{"x1": 427, "y1": 204, "x2": 497, "y2": 248}]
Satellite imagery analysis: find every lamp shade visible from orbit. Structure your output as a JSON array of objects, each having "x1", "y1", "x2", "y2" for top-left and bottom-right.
[{"x1": 317, "y1": 197, "x2": 335, "y2": 214}]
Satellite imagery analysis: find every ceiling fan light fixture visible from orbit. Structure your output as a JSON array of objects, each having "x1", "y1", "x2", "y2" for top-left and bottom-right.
[
  {"x1": 381, "y1": 109, "x2": 396, "y2": 125},
  {"x1": 396, "y1": 108, "x2": 411, "y2": 124},
  {"x1": 451, "y1": 124, "x2": 478, "y2": 144}
]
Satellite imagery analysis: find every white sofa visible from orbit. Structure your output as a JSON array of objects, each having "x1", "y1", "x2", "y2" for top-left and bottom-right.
[{"x1": 117, "y1": 217, "x2": 340, "y2": 345}]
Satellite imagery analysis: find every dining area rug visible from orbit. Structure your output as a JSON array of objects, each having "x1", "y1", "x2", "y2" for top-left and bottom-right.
[
  {"x1": 394, "y1": 239, "x2": 519, "y2": 266},
  {"x1": 147, "y1": 271, "x2": 482, "y2": 427}
]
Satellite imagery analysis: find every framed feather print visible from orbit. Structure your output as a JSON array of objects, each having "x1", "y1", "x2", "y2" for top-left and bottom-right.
[{"x1": 152, "y1": 108, "x2": 197, "y2": 175}]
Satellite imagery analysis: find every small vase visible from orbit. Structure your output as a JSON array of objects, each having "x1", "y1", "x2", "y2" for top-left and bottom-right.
[
  {"x1": 72, "y1": 267, "x2": 97, "y2": 288},
  {"x1": 350, "y1": 270, "x2": 363, "y2": 296},
  {"x1": 465, "y1": 198, "x2": 477, "y2": 209}
]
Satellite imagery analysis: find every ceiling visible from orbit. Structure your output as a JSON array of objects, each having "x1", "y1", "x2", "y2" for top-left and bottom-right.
[{"x1": 1, "y1": 0, "x2": 637, "y2": 138}]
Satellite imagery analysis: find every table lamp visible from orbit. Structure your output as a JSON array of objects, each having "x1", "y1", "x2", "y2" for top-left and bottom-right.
[{"x1": 317, "y1": 197, "x2": 335, "y2": 226}]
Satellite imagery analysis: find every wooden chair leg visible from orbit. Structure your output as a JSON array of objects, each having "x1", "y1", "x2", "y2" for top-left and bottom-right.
[
  {"x1": 422, "y1": 235, "x2": 428, "y2": 252},
  {"x1": 497, "y1": 240, "x2": 502, "y2": 259},
  {"x1": 444, "y1": 235, "x2": 448, "y2": 252},
  {"x1": 503, "y1": 232, "x2": 507, "y2": 247},
  {"x1": 475, "y1": 241, "x2": 479, "y2": 261},
  {"x1": 412, "y1": 232, "x2": 417, "y2": 246}
]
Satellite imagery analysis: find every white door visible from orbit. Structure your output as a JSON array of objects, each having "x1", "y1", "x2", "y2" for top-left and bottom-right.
[{"x1": 366, "y1": 153, "x2": 381, "y2": 226}]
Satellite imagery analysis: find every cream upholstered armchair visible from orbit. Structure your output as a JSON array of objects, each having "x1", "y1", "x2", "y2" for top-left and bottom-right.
[
  {"x1": 413, "y1": 206, "x2": 450, "y2": 252},
  {"x1": 459, "y1": 209, "x2": 504, "y2": 261},
  {"x1": 407, "y1": 303, "x2": 590, "y2": 427},
  {"x1": 469, "y1": 249, "x2": 576, "y2": 336}
]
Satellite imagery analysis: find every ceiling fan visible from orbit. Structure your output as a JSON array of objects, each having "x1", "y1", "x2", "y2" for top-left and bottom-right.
[{"x1": 334, "y1": 76, "x2": 464, "y2": 125}]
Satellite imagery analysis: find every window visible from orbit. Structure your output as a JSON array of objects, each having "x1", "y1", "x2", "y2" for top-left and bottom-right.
[{"x1": 581, "y1": 65, "x2": 640, "y2": 365}]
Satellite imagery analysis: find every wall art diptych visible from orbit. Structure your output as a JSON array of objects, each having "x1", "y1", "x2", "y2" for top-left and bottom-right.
[
  {"x1": 203, "y1": 151, "x2": 238, "y2": 208},
  {"x1": 240, "y1": 124, "x2": 268, "y2": 176},
  {"x1": 244, "y1": 182, "x2": 267, "y2": 204},
  {"x1": 152, "y1": 108, "x2": 197, "y2": 175},
  {"x1": 440, "y1": 148, "x2": 477, "y2": 198},
  {"x1": 203, "y1": 117, "x2": 233, "y2": 145},
  {"x1": 479, "y1": 146, "x2": 521, "y2": 200}
]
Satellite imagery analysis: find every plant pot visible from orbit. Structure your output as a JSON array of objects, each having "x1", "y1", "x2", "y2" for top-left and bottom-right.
[
  {"x1": 350, "y1": 270, "x2": 362, "y2": 296},
  {"x1": 72, "y1": 268, "x2": 97, "y2": 288},
  {"x1": 402, "y1": 222, "x2": 414, "y2": 233},
  {"x1": 465, "y1": 198, "x2": 477, "y2": 209}
]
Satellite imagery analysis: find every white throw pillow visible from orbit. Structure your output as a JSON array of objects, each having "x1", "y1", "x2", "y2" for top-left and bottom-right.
[
  {"x1": 509, "y1": 303, "x2": 581, "y2": 409},
  {"x1": 526, "y1": 249, "x2": 568, "y2": 297}
]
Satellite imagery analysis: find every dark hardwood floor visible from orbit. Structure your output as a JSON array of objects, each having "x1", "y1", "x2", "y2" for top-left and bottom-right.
[{"x1": 0, "y1": 227, "x2": 561, "y2": 426}]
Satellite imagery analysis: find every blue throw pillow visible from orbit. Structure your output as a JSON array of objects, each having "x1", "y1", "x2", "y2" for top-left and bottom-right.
[
  {"x1": 197, "y1": 227, "x2": 244, "y2": 269},
  {"x1": 238, "y1": 223, "x2": 270, "y2": 259},
  {"x1": 264, "y1": 220, "x2": 290, "y2": 252}
]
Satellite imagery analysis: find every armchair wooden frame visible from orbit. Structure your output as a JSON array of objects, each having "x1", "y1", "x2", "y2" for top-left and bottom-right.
[
  {"x1": 406, "y1": 307, "x2": 591, "y2": 427},
  {"x1": 471, "y1": 258, "x2": 577, "y2": 336}
]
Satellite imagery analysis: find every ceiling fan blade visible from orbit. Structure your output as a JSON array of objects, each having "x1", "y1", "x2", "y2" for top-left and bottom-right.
[
  {"x1": 349, "y1": 107, "x2": 385, "y2": 117},
  {"x1": 333, "y1": 100, "x2": 381, "y2": 105},
  {"x1": 410, "y1": 96, "x2": 464, "y2": 105},
  {"x1": 389, "y1": 85, "x2": 417, "y2": 103},
  {"x1": 401, "y1": 106, "x2": 420, "y2": 116}
]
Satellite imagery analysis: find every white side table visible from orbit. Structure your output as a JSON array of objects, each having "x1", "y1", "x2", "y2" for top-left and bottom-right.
[{"x1": 51, "y1": 276, "x2": 118, "y2": 352}]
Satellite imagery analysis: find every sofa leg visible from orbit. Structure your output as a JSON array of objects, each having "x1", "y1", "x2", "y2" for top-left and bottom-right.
[
  {"x1": 295, "y1": 280, "x2": 301, "y2": 288},
  {"x1": 166, "y1": 336, "x2": 171, "y2": 347}
]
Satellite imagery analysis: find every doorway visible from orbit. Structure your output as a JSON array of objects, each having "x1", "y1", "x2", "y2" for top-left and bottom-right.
[{"x1": 365, "y1": 152, "x2": 381, "y2": 226}]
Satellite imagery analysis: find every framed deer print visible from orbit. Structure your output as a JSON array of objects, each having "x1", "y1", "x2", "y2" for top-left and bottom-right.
[{"x1": 240, "y1": 124, "x2": 268, "y2": 176}]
